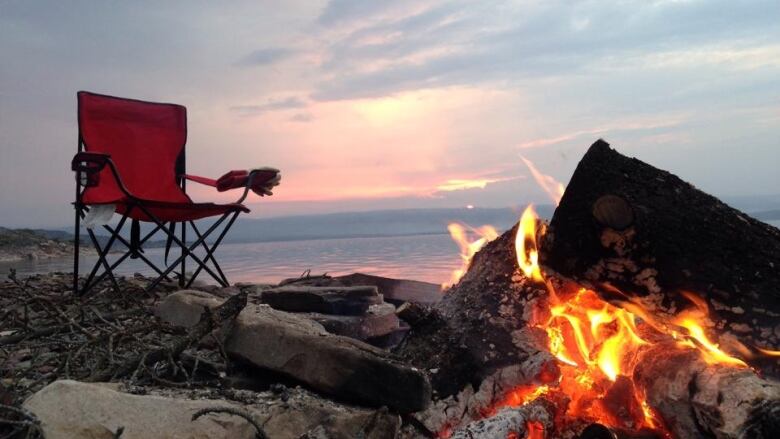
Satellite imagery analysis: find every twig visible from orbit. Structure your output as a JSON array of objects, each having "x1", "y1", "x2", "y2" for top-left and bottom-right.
[
  {"x1": 87, "y1": 292, "x2": 247, "y2": 382},
  {"x1": 191, "y1": 406, "x2": 267, "y2": 439}
]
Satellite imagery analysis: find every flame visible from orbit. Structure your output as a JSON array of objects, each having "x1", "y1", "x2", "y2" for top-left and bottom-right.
[
  {"x1": 496, "y1": 385, "x2": 551, "y2": 410},
  {"x1": 508, "y1": 206, "x2": 751, "y2": 432},
  {"x1": 444, "y1": 223, "x2": 499, "y2": 288},
  {"x1": 757, "y1": 347, "x2": 780, "y2": 357},
  {"x1": 521, "y1": 156, "x2": 565, "y2": 205},
  {"x1": 515, "y1": 205, "x2": 544, "y2": 282},
  {"x1": 681, "y1": 292, "x2": 746, "y2": 366}
]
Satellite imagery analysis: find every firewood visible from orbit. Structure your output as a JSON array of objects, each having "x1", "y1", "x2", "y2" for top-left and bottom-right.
[
  {"x1": 543, "y1": 139, "x2": 780, "y2": 370},
  {"x1": 633, "y1": 340, "x2": 780, "y2": 439},
  {"x1": 449, "y1": 399, "x2": 555, "y2": 439}
]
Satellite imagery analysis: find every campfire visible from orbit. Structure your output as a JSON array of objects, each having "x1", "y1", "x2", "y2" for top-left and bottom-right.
[{"x1": 397, "y1": 140, "x2": 780, "y2": 439}]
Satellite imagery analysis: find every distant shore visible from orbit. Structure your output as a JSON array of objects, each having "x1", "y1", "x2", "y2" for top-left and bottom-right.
[{"x1": 0, "y1": 228, "x2": 85, "y2": 263}]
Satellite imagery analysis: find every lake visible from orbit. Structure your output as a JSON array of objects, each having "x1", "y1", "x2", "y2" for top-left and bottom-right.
[
  {"x1": 0, "y1": 233, "x2": 464, "y2": 285},
  {"x1": 4, "y1": 219, "x2": 778, "y2": 286}
]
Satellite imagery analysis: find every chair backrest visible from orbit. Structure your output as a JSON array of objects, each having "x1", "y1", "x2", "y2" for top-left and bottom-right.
[{"x1": 78, "y1": 91, "x2": 190, "y2": 204}]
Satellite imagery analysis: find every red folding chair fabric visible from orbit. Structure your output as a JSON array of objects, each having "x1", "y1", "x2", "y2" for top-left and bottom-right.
[{"x1": 77, "y1": 92, "x2": 248, "y2": 221}]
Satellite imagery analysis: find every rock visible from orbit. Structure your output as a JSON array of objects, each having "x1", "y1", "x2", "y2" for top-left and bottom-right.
[
  {"x1": 157, "y1": 290, "x2": 432, "y2": 413},
  {"x1": 228, "y1": 304, "x2": 430, "y2": 413},
  {"x1": 335, "y1": 273, "x2": 443, "y2": 305},
  {"x1": 367, "y1": 322, "x2": 411, "y2": 350},
  {"x1": 154, "y1": 289, "x2": 223, "y2": 327},
  {"x1": 259, "y1": 285, "x2": 382, "y2": 315},
  {"x1": 307, "y1": 303, "x2": 400, "y2": 340},
  {"x1": 24, "y1": 380, "x2": 401, "y2": 439}
]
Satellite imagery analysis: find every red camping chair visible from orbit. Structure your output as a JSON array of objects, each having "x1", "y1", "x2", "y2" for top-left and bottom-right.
[{"x1": 72, "y1": 91, "x2": 280, "y2": 295}]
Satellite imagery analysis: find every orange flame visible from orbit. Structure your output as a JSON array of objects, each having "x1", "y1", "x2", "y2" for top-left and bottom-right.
[
  {"x1": 670, "y1": 292, "x2": 747, "y2": 367},
  {"x1": 757, "y1": 347, "x2": 780, "y2": 357},
  {"x1": 444, "y1": 223, "x2": 499, "y2": 288},
  {"x1": 521, "y1": 156, "x2": 565, "y2": 205},
  {"x1": 510, "y1": 206, "x2": 750, "y2": 432},
  {"x1": 515, "y1": 205, "x2": 544, "y2": 282}
]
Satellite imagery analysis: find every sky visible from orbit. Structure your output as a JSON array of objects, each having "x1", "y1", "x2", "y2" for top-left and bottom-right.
[{"x1": 1, "y1": 0, "x2": 779, "y2": 228}]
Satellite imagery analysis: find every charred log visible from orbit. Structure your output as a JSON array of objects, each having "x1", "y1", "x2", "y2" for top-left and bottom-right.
[{"x1": 544, "y1": 139, "x2": 780, "y2": 365}]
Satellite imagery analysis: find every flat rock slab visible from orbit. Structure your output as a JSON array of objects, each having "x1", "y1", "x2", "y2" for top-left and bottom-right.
[
  {"x1": 259, "y1": 285, "x2": 382, "y2": 315},
  {"x1": 24, "y1": 380, "x2": 400, "y2": 439},
  {"x1": 156, "y1": 291, "x2": 431, "y2": 413},
  {"x1": 308, "y1": 303, "x2": 400, "y2": 340},
  {"x1": 335, "y1": 273, "x2": 443, "y2": 305}
]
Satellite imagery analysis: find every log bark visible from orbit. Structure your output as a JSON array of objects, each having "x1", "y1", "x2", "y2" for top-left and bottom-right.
[
  {"x1": 543, "y1": 139, "x2": 780, "y2": 367},
  {"x1": 633, "y1": 341, "x2": 780, "y2": 439}
]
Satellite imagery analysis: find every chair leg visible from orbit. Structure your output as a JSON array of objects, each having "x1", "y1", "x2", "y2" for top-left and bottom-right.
[
  {"x1": 100, "y1": 222, "x2": 170, "y2": 279},
  {"x1": 73, "y1": 204, "x2": 81, "y2": 296},
  {"x1": 179, "y1": 221, "x2": 186, "y2": 288},
  {"x1": 187, "y1": 220, "x2": 229, "y2": 286},
  {"x1": 141, "y1": 209, "x2": 234, "y2": 292}
]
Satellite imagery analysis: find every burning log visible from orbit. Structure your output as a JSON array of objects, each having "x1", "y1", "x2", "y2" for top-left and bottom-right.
[
  {"x1": 633, "y1": 340, "x2": 780, "y2": 439},
  {"x1": 449, "y1": 399, "x2": 555, "y2": 439},
  {"x1": 544, "y1": 140, "x2": 780, "y2": 370}
]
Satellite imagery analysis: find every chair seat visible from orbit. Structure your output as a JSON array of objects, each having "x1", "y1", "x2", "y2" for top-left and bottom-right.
[{"x1": 113, "y1": 199, "x2": 250, "y2": 222}]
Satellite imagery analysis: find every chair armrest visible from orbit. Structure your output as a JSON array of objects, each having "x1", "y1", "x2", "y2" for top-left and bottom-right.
[
  {"x1": 72, "y1": 152, "x2": 136, "y2": 199},
  {"x1": 185, "y1": 168, "x2": 281, "y2": 203},
  {"x1": 183, "y1": 174, "x2": 218, "y2": 187}
]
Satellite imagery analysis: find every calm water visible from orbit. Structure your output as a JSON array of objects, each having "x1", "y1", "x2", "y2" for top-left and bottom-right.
[
  {"x1": 0, "y1": 234, "x2": 463, "y2": 285},
  {"x1": 4, "y1": 219, "x2": 779, "y2": 285}
]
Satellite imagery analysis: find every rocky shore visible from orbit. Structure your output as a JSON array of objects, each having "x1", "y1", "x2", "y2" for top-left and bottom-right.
[{"x1": 0, "y1": 271, "x2": 442, "y2": 439}]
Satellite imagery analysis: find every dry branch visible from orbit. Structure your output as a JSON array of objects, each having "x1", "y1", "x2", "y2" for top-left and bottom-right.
[{"x1": 88, "y1": 291, "x2": 247, "y2": 382}]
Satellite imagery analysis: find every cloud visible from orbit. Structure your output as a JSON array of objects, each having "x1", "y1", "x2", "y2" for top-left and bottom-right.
[
  {"x1": 289, "y1": 113, "x2": 314, "y2": 122},
  {"x1": 235, "y1": 47, "x2": 295, "y2": 67},
  {"x1": 436, "y1": 177, "x2": 519, "y2": 192},
  {"x1": 317, "y1": 0, "x2": 419, "y2": 26},
  {"x1": 230, "y1": 97, "x2": 307, "y2": 116},
  {"x1": 310, "y1": 0, "x2": 780, "y2": 100}
]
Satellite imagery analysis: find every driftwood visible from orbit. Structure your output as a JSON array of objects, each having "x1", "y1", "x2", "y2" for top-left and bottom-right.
[
  {"x1": 88, "y1": 291, "x2": 248, "y2": 382},
  {"x1": 543, "y1": 140, "x2": 780, "y2": 369},
  {"x1": 633, "y1": 340, "x2": 780, "y2": 439}
]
